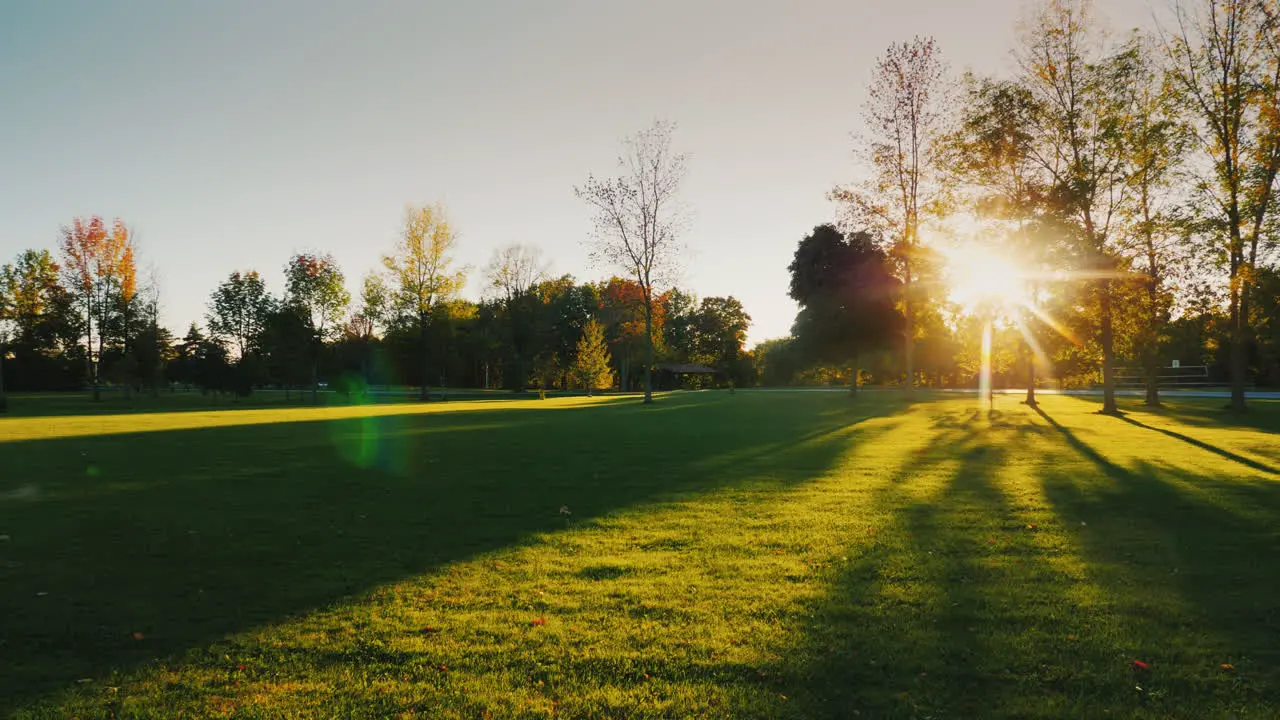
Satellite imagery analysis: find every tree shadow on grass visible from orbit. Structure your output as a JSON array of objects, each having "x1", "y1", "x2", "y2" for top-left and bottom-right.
[
  {"x1": 1109, "y1": 413, "x2": 1278, "y2": 475},
  {"x1": 0, "y1": 391, "x2": 888, "y2": 714},
  {"x1": 1033, "y1": 404, "x2": 1280, "y2": 715},
  {"x1": 751, "y1": 407, "x2": 1077, "y2": 718},
  {"x1": 1120, "y1": 397, "x2": 1280, "y2": 435},
  {"x1": 751, "y1": 402, "x2": 1280, "y2": 718}
]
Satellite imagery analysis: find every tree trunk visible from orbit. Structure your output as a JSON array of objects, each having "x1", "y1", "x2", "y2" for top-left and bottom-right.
[
  {"x1": 0, "y1": 339, "x2": 7, "y2": 412},
  {"x1": 419, "y1": 312, "x2": 430, "y2": 401},
  {"x1": 93, "y1": 326, "x2": 103, "y2": 402},
  {"x1": 311, "y1": 357, "x2": 319, "y2": 403},
  {"x1": 1229, "y1": 314, "x2": 1248, "y2": 413},
  {"x1": 903, "y1": 257, "x2": 914, "y2": 393},
  {"x1": 1025, "y1": 341, "x2": 1037, "y2": 407},
  {"x1": 642, "y1": 298, "x2": 654, "y2": 404},
  {"x1": 849, "y1": 356, "x2": 859, "y2": 399},
  {"x1": 1099, "y1": 278, "x2": 1118, "y2": 414}
]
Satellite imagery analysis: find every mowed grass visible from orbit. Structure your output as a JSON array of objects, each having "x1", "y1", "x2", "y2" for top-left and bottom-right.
[{"x1": 1, "y1": 391, "x2": 1278, "y2": 718}]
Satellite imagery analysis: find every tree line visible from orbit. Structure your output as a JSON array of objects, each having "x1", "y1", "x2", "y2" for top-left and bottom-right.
[
  {"x1": 0, "y1": 205, "x2": 751, "y2": 406},
  {"x1": 767, "y1": 0, "x2": 1280, "y2": 411}
]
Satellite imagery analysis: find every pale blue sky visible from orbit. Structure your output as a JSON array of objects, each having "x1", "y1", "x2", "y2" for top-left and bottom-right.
[{"x1": 0, "y1": 0, "x2": 1154, "y2": 343}]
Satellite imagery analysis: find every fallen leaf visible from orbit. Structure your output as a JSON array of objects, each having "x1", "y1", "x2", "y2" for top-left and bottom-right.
[
  {"x1": 131, "y1": 632, "x2": 145, "y2": 641},
  {"x1": 1131, "y1": 660, "x2": 1149, "y2": 670},
  {"x1": 531, "y1": 617, "x2": 546, "y2": 626},
  {"x1": 1221, "y1": 663, "x2": 1235, "y2": 671}
]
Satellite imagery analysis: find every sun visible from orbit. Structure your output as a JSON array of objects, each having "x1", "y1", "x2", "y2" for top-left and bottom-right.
[{"x1": 942, "y1": 246, "x2": 1028, "y2": 312}]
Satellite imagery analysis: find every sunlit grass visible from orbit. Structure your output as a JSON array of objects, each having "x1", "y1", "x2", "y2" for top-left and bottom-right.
[{"x1": 2, "y1": 392, "x2": 1277, "y2": 718}]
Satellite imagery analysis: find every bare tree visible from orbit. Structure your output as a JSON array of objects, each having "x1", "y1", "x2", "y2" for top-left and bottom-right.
[
  {"x1": 832, "y1": 37, "x2": 952, "y2": 393},
  {"x1": 485, "y1": 244, "x2": 548, "y2": 302},
  {"x1": 576, "y1": 120, "x2": 688, "y2": 404},
  {"x1": 1164, "y1": 0, "x2": 1280, "y2": 412}
]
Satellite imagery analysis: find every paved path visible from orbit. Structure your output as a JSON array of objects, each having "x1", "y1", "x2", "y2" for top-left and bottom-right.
[{"x1": 742, "y1": 387, "x2": 1280, "y2": 400}]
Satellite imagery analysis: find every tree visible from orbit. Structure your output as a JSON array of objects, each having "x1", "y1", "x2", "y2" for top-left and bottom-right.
[
  {"x1": 1, "y1": 249, "x2": 69, "y2": 408},
  {"x1": 571, "y1": 319, "x2": 614, "y2": 392},
  {"x1": 948, "y1": 73, "x2": 1050, "y2": 405},
  {"x1": 0, "y1": 275, "x2": 10, "y2": 412},
  {"x1": 485, "y1": 244, "x2": 548, "y2": 390},
  {"x1": 832, "y1": 37, "x2": 951, "y2": 392},
  {"x1": 207, "y1": 271, "x2": 274, "y2": 360},
  {"x1": 60, "y1": 216, "x2": 135, "y2": 400},
  {"x1": 788, "y1": 225, "x2": 903, "y2": 394},
  {"x1": 597, "y1": 277, "x2": 660, "y2": 392},
  {"x1": 693, "y1": 296, "x2": 751, "y2": 368},
  {"x1": 285, "y1": 253, "x2": 350, "y2": 401},
  {"x1": 261, "y1": 306, "x2": 312, "y2": 399},
  {"x1": 383, "y1": 203, "x2": 467, "y2": 400},
  {"x1": 1017, "y1": 0, "x2": 1134, "y2": 414},
  {"x1": 576, "y1": 119, "x2": 688, "y2": 404},
  {"x1": 661, "y1": 289, "x2": 700, "y2": 363},
  {"x1": 1113, "y1": 31, "x2": 1192, "y2": 407},
  {"x1": 1165, "y1": 0, "x2": 1280, "y2": 411}
]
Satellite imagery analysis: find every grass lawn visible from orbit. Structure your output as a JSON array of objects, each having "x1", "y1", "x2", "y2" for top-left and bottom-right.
[{"x1": 1, "y1": 390, "x2": 1278, "y2": 718}]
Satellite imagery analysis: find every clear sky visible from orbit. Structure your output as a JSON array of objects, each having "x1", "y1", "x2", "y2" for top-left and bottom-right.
[{"x1": 0, "y1": 0, "x2": 1155, "y2": 343}]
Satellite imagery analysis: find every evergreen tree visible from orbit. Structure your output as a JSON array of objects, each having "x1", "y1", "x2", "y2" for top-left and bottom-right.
[{"x1": 571, "y1": 319, "x2": 614, "y2": 392}]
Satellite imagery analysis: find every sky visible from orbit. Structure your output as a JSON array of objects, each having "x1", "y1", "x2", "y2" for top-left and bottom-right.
[{"x1": 0, "y1": 0, "x2": 1157, "y2": 344}]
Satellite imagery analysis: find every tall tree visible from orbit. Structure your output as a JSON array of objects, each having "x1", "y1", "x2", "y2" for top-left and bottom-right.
[
  {"x1": 788, "y1": 224, "x2": 903, "y2": 395},
  {"x1": 284, "y1": 253, "x2": 350, "y2": 401},
  {"x1": 576, "y1": 119, "x2": 688, "y2": 404},
  {"x1": 207, "y1": 271, "x2": 274, "y2": 360},
  {"x1": 60, "y1": 216, "x2": 135, "y2": 401},
  {"x1": 832, "y1": 37, "x2": 951, "y2": 392},
  {"x1": 383, "y1": 203, "x2": 466, "y2": 400},
  {"x1": 1113, "y1": 31, "x2": 1192, "y2": 407},
  {"x1": 1017, "y1": 0, "x2": 1131, "y2": 414},
  {"x1": 1165, "y1": 0, "x2": 1280, "y2": 411}
]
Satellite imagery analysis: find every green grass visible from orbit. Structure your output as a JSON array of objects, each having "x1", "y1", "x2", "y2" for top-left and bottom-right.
[{"x1": 1, "y1": 391, "x2": 1278, "y2": 718}]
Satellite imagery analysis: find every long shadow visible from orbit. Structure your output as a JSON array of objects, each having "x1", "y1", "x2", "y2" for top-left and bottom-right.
[
  {"x1": 751, "y1": 408, "x2": 1056, "y2": 717},
  {"x1": 0, "y1": 391, "x2": 887, "y2": 714},
  {"x1": 1112, "y1": 414, "x2": 1278, "y2": 475},
  {"x1": 1033, "y1": 405, "x2": 1280, "y2": 714},
  {"x1": 1126, "y1": 397, "x2": 1280, "y2": 434},
  {"x1": 750, "y1": 402, "x2": 1280, "y2": 717}
]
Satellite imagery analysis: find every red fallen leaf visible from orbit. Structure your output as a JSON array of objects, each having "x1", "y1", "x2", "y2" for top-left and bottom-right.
[
  {"x1": 423, "y1": 626, "x2": 439, "y2": 634},
  {"x1": 531, "y1": 617, "x2": 546, "y2": 626},
  {"x1": 438, "y1": 664, "x2": 448, "y2": 672},
  {"x1": 1220, "y1": 663, "x2": 1235, "y2": 671},
  {"x1": 131, "y1": 632, "x2": 144, "y2": 641},
  {"x1": 237, "y1": 664, "x2": 245, "y2": 671},
  {"x1": 1132, "y1": 660, "x2": 1150, "y2": 670}
]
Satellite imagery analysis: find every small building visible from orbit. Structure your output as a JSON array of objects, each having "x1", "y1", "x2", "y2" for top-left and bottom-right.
[{"x1": 654, "y1": 363, "x2": 717, "y2": 390}]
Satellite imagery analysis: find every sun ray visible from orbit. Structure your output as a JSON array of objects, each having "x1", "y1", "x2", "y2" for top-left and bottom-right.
[{"x1": 1022, "y1": 301, "x2": 1081, "y2": 346}]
